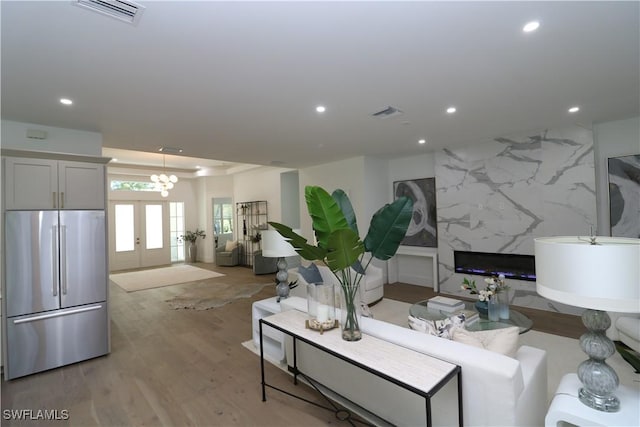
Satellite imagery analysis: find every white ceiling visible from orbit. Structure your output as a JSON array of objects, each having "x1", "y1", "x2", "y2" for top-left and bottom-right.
[{"x1": 2, "y1": 1, "x2": 639, "y2": 170}]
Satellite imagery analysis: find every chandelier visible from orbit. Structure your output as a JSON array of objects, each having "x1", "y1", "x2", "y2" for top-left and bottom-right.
[{"x1": 150, "y1": 154, "x2": 178, "y2": 197}]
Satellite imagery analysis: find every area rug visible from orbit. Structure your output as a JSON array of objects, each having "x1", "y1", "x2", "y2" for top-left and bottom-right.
[
  {"x1": 166, "y1": 282, "x2": 272, "y2": 310},
  {"x1": 110, "y1": 265, "x2": 224, "y2": 292}
]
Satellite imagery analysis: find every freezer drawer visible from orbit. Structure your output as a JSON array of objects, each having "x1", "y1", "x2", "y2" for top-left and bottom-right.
[{"x1": 5, "y1": 304, "x2": 108, "y2": 380}]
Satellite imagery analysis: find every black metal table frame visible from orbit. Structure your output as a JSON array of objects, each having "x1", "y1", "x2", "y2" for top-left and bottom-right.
[{"x1": 260, "y1": 318, "x2": 463, "y2": 427}]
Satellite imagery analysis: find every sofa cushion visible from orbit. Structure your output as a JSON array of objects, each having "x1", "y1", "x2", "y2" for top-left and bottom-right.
[
  {"x1": 225, "y1": 240, "x2": 238, "y2": 251},
  {"x1": 408, "y1": 314, "x2": 465, "y2": 340},
  {"x1": 298, "y1": 263, "x2": 323, "y2": 284},
  {"x1": 451, "y1": 326, "x2": 519, "y2": 358}
]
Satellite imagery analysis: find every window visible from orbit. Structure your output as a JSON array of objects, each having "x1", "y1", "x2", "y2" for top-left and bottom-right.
[
  {"x1": 213, "y1": 199, "x2": 233, "y2": 235},
  {"x1": 110, "y1": 180, "x2": 157, "y2": 191}
]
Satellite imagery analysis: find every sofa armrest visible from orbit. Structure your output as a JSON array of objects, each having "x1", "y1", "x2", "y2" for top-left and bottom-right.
[{"x1": 514, "y1": 345, "x2": 548, "y2": 426}]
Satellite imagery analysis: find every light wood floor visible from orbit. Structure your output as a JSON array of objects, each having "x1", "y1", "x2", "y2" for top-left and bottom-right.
[{"x1": 1, "y1": 263, "x2": 582, "y2": 426}]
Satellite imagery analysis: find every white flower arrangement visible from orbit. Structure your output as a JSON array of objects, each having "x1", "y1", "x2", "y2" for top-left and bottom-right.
[{"x1": 461, "y1": 274, "x2": 508, "y2": 301}]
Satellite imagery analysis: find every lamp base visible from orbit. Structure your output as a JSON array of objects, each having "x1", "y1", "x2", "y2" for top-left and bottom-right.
[
  {"x1": 577, "y1": 309, "x2": 620, "y2": 412},
  {"x1": 579, "y1": 387, "x2": 620, "y2": 412},
  {"x1": 275, "y1": 257, "x2": 289, "y2": 302}
]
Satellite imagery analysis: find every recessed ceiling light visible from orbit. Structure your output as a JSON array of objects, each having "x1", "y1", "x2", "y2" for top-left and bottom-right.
[
  {"x1": 568, "y1": 106, "x2": 580, "y2": 113},
  {"x1": 418, "y1": 139, "x2": 426, "y2": 145},
  {"x1": 60, "y1": 98, "x2": 73, "y2": 105},
  {"x1": 446, "y1": 107, "x2": 457, "y2": 114},
  {"x1": 523, "y1": 21, "x2": 540, "y2": 33},
  {"x1": 316, "y1": 105, "x2": 326, "y2": 113},
  {"x1": 112, "y1": 158, "x2": 118, "y2": 162}
]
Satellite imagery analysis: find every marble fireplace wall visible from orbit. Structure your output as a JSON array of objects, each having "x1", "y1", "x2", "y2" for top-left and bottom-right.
[{"x1": 435, "y1": 126, "x2": 596, "y2": 313}]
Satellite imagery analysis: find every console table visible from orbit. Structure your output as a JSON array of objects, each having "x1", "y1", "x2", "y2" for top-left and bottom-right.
[{"x1": 259, "y1": 309, "x2": 462, "y2": 426}]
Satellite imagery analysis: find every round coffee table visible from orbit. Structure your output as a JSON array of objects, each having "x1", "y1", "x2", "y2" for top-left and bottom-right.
[{"x1": 409, "y1": 300, "x2": 533, "y2": 334}]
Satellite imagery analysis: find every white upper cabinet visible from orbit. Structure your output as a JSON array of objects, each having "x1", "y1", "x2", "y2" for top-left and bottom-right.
[
  {"x1": 4, "y1": 157, "x2": 105, "y2": 210},
  {"x1": 57, "y1": 160, "x2": 105, "y2": 209}
]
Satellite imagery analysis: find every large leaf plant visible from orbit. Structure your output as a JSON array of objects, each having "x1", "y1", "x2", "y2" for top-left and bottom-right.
[{"x1": 269, "y1": 186, "x2": 413, "y2": 335}]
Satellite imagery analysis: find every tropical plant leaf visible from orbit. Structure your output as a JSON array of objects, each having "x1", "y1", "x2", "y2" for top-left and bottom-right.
[
  {"x1": 325, "y1": 228, "x2": 364, "y2": 271},
  {"x1": 332, "y1": 189, "x2": 359, "y2": 236},
  {"x1": 268, "y1": 222, "x2": 327, "y2": 261},
  {"x1": 305, "y1": 186, "x2": 349, "y2": 249},
  {"x1": 364, "y1": 197, "x2": 413, "y2": 260}
]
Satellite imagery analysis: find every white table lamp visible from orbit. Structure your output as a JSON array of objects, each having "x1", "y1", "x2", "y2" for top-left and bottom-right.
[
  {"x1": 262, "y1": 229, "x2": 300, "y2": 302},
  {"x1": 535, "y1": 236, "x2": 640, "y2": 412}
]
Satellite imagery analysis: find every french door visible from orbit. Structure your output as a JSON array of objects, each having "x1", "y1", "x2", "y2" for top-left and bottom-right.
[{"x1": 108, "y1": 201, "x2": 170, "y2": 271}]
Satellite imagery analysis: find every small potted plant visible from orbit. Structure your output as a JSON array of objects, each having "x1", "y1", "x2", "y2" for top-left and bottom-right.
[{"x1": 179, "y1": 229, "x2": 206, "y2": 262}]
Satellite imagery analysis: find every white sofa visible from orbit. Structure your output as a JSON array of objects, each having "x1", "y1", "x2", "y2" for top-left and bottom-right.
[
  {"x1": 288, "y1": 262, "x2": 384, "y2": 306},
  {"x1": 280, "y1": 297, "x2": 548, "y2": 427}
]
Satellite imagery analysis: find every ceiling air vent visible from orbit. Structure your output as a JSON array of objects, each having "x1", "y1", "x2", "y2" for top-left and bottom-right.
[
  {"x1": 158, "y1": 146, "x2": 183, "y2": 154},
  {"x1": 371, "y1": 106, "x2": 403, "y2": 119},
  {"x1": 74, "y1": 0, "x2": 146, "y2": 26}
]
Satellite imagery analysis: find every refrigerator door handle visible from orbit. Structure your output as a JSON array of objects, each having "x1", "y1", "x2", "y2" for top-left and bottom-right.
[
  {"x1": 53, "y1": 192, "x2": 57, "y2": 209},
  {"x1": 61, "y1": 192, "x2": 65, "y2": 209},
  {"x1": 52, "y1": 225, "x2": 58, "y2": 297},
  {"x1": 12, "y1": 305, "x2": 104, "y2": 324},
  {"x1": 61, "y1": 225, "x2": 67, "y2": 295}
]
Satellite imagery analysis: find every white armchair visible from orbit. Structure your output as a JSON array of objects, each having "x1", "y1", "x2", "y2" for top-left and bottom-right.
[
  {"x1": 607, "y1": 312, "x2": 640, "y2": 353},
  {"x1": 289, "y1": 261, "x2": 385, "y2": 306}
]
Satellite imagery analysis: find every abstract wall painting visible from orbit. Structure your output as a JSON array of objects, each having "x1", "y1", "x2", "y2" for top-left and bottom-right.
[
  {"x1": 393, "y1": 178, "x2": 437, "y2": 247},
  {"x1": 608, "y1": 154, "x2": 640, "y2": 238}
]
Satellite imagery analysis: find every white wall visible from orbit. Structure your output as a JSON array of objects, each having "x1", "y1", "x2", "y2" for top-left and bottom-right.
[
  {"x1": 388, "y1": 153, "x2": 436, "y2": 193},
  {"x1": 298, "y1": 157, "x2": 365, "y2": 241},
  {"x1": 593, "y1": 116, "x2": 640, "y2": 236},
  {"x1": 280, "y1": 170, "x2": 300, "y2": 228},
  {"x1": 1, "y1": 120, "x2": 103, "y2": 156},
  {"x1": 233, "y1": 167, "x2": 289, "y2": 226}
]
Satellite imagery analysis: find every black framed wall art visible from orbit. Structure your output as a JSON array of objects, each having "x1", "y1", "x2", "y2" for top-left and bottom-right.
[
  {"x1": 608, "y1": 154, "x2": 640, "y2": 238},
  {"x1": 393, "y1": 177, "x2": 437, "y2": 247}
]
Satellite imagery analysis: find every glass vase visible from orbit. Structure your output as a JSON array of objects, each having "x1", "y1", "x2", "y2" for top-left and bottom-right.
[
  {"x1": 307, "y1": 282, "x2": 337, "y2": 331},
  {"x1": 339, "y1": 283, "x2": 362, "y2": 341},
  {"x1": 498, "y1": 290, "x2": 510, "y2": 320},
  {"x1": 488, "y1": 297, "x2": 500, "y2": 322}
]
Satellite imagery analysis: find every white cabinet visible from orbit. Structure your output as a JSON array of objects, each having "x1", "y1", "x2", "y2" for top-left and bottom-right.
[{"x1": 4, "y1": 157, "x2": 105, "y2": 210}]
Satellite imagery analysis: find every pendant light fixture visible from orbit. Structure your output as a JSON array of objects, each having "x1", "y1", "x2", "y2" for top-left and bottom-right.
[{"x1": 150, "y1": 154, "x2": 178, "y2": 197}]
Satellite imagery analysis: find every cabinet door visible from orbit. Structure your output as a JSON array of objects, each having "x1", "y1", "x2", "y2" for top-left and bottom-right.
[
  {"x1": 58, "y1": 161, "x2": 105, "y2": 209},
  {"x1": 4, "y1": 157, "x2": 58, "y2": 209}
]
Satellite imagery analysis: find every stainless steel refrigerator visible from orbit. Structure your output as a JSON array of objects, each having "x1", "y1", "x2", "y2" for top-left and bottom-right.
[{"x1": 4, "y1": 210, "x2": 109, "y2": 379}]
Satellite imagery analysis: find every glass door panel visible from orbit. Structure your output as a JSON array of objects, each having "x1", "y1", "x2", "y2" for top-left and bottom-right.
[
  {"x1": 145, "y1": 204, "x2": 163, "y2": 250},
  {"x1": 115, "y1": 204, "x2": 135, "y2": 252}
]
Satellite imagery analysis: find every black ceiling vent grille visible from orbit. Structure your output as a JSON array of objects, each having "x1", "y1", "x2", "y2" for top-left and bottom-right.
[
  {"x1": 371, "y1": 106, "x2": 403, "y2": 119},
  {"x1": 75, "y1": 0, "x2": 146, "y2": 26}
]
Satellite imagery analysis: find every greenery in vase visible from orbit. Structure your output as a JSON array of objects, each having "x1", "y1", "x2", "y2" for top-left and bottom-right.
[
  {"x1": 269, "y1": 186, "x2": 413, "y2": 340},
  {"x1": 461, "y1": 274, "x2": 509, "y2": 301},
  {"x1": 179, "y1": 228, "x2": 206, "y2": 243}
]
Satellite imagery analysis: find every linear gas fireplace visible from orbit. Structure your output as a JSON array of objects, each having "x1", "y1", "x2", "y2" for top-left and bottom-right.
[{"x1": 454, "y1": 250, "x2": 536, "y2": 281}]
